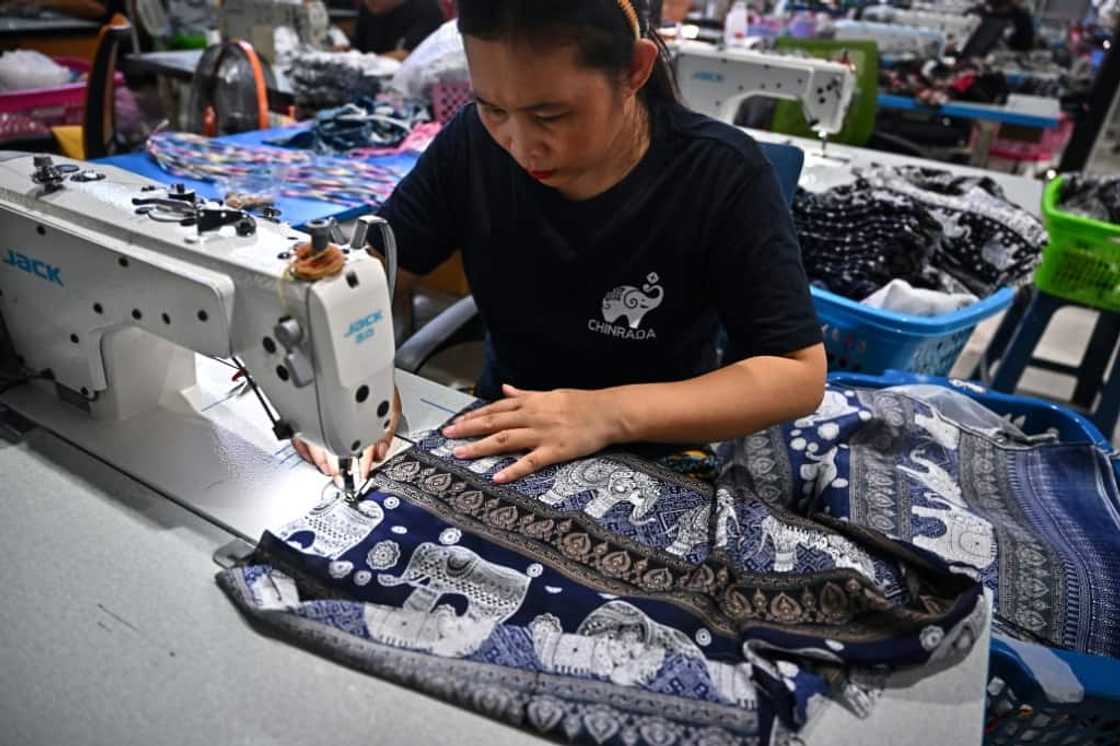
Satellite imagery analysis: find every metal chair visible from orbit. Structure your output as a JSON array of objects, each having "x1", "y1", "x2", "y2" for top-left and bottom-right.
[{"x1": 50, "y1": 14, "x2": 132, "y2": 160}]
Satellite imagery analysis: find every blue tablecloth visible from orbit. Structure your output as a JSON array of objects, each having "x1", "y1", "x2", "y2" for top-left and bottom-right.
[
  {"x1": 876, "y1": 93, "x2": 1061, "y2": 129},
  {"x1": 96, "y1": 126, "x2": 420, "y2": 229}
]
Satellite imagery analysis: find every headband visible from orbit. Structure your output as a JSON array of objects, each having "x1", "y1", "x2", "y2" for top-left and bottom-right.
[{"x1": 616, "y1": 0, "x2": 641, "y2": 39}]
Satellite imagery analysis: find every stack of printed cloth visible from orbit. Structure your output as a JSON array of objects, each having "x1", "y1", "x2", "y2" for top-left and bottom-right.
[{"x1": 794, "y1": 165, "x2": 1048, "y2": 312}]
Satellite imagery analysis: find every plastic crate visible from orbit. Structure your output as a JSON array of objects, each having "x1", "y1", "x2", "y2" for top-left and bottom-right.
[
  {"x1": 813, "y1": 285, "x2": 1017, "y2": 376},
  {"x1": 969, "y1": 115, "x2": 1074, "y2": 164},
  {"x1": 1034, "y1": 176, "x2": 1120, "y2": 313},
  {"x1": 830, "y1": 370, "x2": 1120, "y2": 746},
  {"x1": 431, "y1": 81, "x2": 472, "y2": 125}
]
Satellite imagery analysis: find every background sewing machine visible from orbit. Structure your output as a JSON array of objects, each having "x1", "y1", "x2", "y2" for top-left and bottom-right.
[
  {"x1": 860, "y1": 5, "x2": 981, "y2": 51},
  {"x1": 833, "y1": 20, "x2": 946, "y2": 59},
  {"x1": 673, "y1": 41, "x2": 856, "y2": 138},
  {"x1": 0, "y1": 151, "x2": 438, "y2": 539},
  {"x1": 218, "y1": 0, "x2": 330, "y2": 63}
]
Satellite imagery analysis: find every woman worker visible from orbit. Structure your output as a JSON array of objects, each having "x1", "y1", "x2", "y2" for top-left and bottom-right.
[{"x1": 295, "y1": 0, "x2": 826, "y2": 486}]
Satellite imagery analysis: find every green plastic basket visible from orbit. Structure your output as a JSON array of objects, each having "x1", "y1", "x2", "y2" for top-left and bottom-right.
[{"x1": 1035, "y1": 176, "x2": 1120, "y2": 312}]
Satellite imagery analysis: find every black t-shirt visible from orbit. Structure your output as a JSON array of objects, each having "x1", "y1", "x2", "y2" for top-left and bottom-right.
[
  {"x1": 352, "y1": 0, "x2": 443, "y2": 55},
  {"x1": 378, "y1": 99, "x2": 822, "y2": 401}
]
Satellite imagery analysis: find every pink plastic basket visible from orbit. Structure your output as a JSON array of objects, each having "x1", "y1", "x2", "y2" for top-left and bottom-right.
[
  {"x1": 431, "y1": 81, "x2": 472, "y2": 125},
  {"x1": 0, "y1": 56, "x2": 125, "y2": 138},
  {"x1": 971, "y1": 114, "x2": 1074, "y2": 163}
]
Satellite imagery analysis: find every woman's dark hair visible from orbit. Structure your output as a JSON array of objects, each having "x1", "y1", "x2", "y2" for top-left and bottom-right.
[{"x1": 456, "y1": 0, "x2": 679, "y2": 105}]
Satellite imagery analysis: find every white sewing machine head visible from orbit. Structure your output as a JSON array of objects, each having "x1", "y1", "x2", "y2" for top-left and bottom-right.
[
  {"x1": 673, "y1": 41, "x2": 857, "y2": 136},
  {"x1": 860, "y1": 5, "x2": 980, "y2": 51},
  {"x1": 0, "y1": 153, "x2": 396, "y2": 459}
]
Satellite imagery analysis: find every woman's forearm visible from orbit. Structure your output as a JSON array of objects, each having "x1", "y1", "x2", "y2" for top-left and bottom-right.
[{"x1": 605, "y1": 343, "x2": 827, "y2": 445}]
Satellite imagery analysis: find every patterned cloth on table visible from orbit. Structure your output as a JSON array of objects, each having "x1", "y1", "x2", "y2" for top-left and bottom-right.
[
  {"x1": 282, "y1": 49, "x2": 398, "y2": 110},
  {"x1": 793, "y1": 165, "x2": 1047, "y2": 300},
  {"x1": 1059, "y1": 174, "x2": 1120, "y2": 224},
  {"x1": 727, "y1": 384, "x2": 1120, "y2": 658},
  {"x1": 144, "y1": 131, "x2": 405, "y2": 209},
  {"x1": 879, "y1": 59, "x2": 1010, "y2": 106},
  {"x1": 217, "y1": 392, "x2": 987, "y2": 746},
  {"x1": 267, "y1": 95, "x2": 433, "y2": 156}
]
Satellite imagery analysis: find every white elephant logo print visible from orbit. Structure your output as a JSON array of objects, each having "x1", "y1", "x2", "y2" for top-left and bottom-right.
[
  {"x1": 539, "y1": 458, "x2": 663, "y2": 524},
  {"x1": 757, "y1": 514, "x2": 877, "y2": 582},
  {"x1": 900, "y1": 447, "x2": 996, "y2": 572},
  {"x1": 274, "y1": 493, "x2": 383, "y2": 560},
  {"x1": 529, "y1": 601, "x2": 757, "y2": 708},
  {"x1": 601, "y1": 272, "x2": 664, "y2": 329},
  {"x1": 363, "y1": 542, "x2": 532, "y2": 658},
  {"x1": 664, "y1": 489, "x2": 741, "y2": 557}
]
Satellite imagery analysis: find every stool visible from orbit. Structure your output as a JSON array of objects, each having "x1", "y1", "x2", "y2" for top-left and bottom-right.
[{"x1": 973, "y1": 287, "x2": 1120, "y2": 438}]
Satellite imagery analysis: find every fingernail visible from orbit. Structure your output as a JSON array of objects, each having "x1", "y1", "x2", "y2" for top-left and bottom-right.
[
  {"x1": 452, "y1": 447, "x2": 467, "y2": 458},
  {"x1": 443, "y1": 426, "x2": 458, "y2": 436},
  {"x1": 493, "y1": 472, "x2": 507, "y2": 484}
]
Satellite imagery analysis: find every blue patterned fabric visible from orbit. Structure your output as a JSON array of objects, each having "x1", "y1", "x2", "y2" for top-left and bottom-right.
[
  {"x1": 724, "y1": 385, "x2": 1120, "y2": 658},
  {"x1": 217, "y1": 391, "x2": 994, "y2": 745}
]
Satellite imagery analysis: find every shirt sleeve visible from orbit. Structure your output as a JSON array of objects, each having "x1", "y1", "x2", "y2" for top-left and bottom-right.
[
  {"x1": 709, "y1": 161, "x2": 822, "y2": 362},
  {"x1": 376, "y1": 110, "x2": 464, "y2": 276}
]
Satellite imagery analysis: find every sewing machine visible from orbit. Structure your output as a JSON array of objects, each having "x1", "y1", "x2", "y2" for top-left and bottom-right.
[
  {"x1": 219, "y1": 0, "x2": 330, "y2": 63},
  {"x1": 673, "y1": 41, "x2": 856, "y2": 136},
  {"x1": 0, "y1": 152, "x2": 401, "y2": 533},
  {"x1": 833, "y1": 20, "x2": 945, "y2": 58}
]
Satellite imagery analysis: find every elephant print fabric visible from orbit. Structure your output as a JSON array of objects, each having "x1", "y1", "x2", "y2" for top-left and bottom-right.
[
  {"x1": 219, "y1": 394, "x2": 1013, "y2": 745},
  {"x1": 726, "y1": 384, "x2": 1120, "y2": 659}
]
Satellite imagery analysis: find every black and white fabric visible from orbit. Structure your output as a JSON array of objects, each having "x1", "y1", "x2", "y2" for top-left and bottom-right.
[
  {"x1": 1059, "y1": 174, "x2": 1120, "y2": 225},
  {"x1": 793, "y1": 165, "x2": 1047, "y2": 301}
]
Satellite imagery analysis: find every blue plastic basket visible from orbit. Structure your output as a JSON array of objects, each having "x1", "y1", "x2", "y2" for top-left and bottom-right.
[
  {"x1": 814, "y1": 286, "x2": 1017, "y2": 376},
  {"x1": 830, "y1": 370, "x2": 1120, "y2": 745}
]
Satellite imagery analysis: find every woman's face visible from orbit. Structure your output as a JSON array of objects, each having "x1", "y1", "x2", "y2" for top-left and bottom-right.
[{"x1": 464, "y1": 36, "x2": 638, "y2": 196}]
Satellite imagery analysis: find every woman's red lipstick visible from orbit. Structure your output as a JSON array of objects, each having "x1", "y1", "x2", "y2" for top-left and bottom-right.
[{"x1": 529, "y1": 169, "x2": 557, "y2": 181}]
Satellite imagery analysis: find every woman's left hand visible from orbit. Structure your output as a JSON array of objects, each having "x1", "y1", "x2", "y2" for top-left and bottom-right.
[{"x1": 440, "y1": 384, "x2": 622, "y2": 484}]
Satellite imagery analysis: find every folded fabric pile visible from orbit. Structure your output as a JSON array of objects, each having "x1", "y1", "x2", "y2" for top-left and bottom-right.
[
  {"x1": 987, "y1": 49, "x2": 1092, "y2": 99},
  {"x1": 1058, "y1": 174, "x2": 1120, "y2": 224},
  {"x1": 284, "y1": 49, "x2": 399, "y2": 110},
  {"x1": 268, "y1": 94, "x2": 432, "y2": 155},
  {"x1": 218, "y1": 391, "x2": 989, "y2": 745},
  {"x1": 880, "y1": 59, "x2": 1010, "y2": 106},
  {"x1": 145, "y1": 131, "x2": 405, "y2": 208},
  {"x1": 793, "y1": 165, "x2": 1047, "y2": 301}
]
